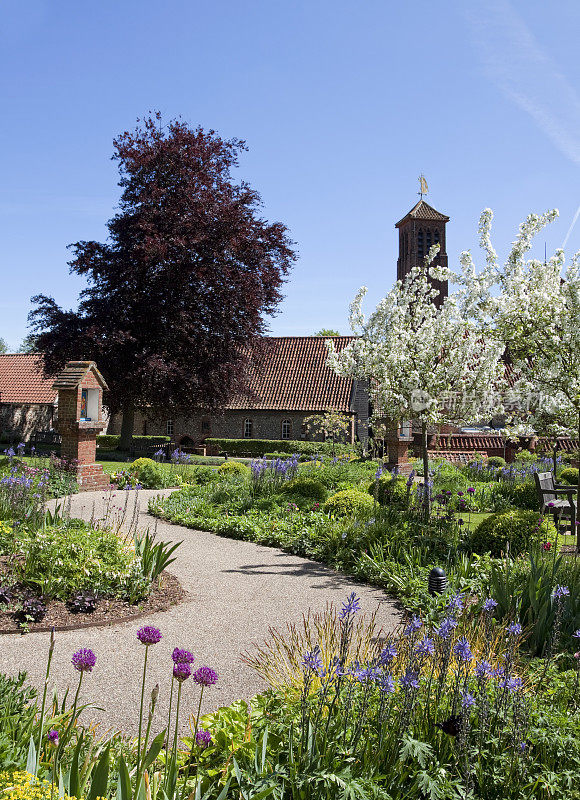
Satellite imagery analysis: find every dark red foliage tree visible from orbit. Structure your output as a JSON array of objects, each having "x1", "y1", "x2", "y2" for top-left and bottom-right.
[{"x1": 30, "y1": 114, "x2": 296, "y2": 448}]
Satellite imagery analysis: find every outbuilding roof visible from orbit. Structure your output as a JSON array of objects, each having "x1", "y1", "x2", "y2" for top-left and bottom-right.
[
  {"x1": 228, "y1": 336, "x2": 357, "y2": 412},
  {"x1": 51, "y1": 361, "x2": 108, "y2": 391},
  {"x1": 0, "y1": 354, "x2": 57, "y2": 404}
]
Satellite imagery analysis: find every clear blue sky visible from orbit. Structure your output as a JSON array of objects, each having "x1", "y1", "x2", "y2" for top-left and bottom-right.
[{"x1": 1, "y1": 0, "x2": 579, "y2": 349}]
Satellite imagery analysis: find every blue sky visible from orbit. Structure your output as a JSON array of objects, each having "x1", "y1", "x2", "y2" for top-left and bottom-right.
[{"x1": 1, "y1": 0, "x2": 579, "y2": 349}]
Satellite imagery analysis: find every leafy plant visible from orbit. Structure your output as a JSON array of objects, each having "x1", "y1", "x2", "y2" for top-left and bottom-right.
[
  {"x1": 323, "y1": 489, "x2": 374, "y2": 517},
  {"x1": 134, "y1": 532, "x2": 181, "y2": 584},
  {"x1": 470, "y1": 510, "x2": 552, "y2": 556},
  {"x1": 67, "y1": 591, "x2": 99, "y2": 614}
]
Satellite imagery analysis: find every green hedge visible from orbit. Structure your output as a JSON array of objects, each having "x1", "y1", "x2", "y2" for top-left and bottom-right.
[
  {"x1": 96, "y1": 435, "x2": 171, "y2": 450},
  {"x1": 206, "y1": 438, "x2": 353, "y2": 458}
]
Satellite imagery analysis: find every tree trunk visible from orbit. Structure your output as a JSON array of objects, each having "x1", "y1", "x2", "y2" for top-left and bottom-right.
[
  {"x1": 119, "y1": 404, "x2": 135, "y2": 452},
  {"x1": 422, "y1": 421, "x2": 430, "y2": 518}
]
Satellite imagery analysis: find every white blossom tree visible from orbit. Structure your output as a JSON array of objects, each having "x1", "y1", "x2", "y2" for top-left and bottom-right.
[
  {"x1": 469, "y1": 208, "x2": 580, "y2": 546},
  {"x1": 328, "y1": 246, "x2": 505, "y2": 515}
]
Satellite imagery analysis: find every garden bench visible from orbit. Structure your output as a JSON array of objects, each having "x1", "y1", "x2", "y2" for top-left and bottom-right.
[{"x1": 534, "y1": 471, "x2": 576, "y2": 536}]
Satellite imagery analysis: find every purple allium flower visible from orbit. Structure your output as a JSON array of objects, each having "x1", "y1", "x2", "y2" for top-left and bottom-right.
[
  {"x1": 196, "y1": 729, "x2": 212, "y2": 748},
  {"x1": 71, "y1": 648, "x2": 96, "y2": 673},
  {"x1": 507, "y1": 622, "x2": 522, "y2": 636},
  {"x1": 173, "y1": 663, "x2": 192, "y2": 682},
  {"x1": 403, "y1": 616, "x2": 423, "y2": 636},
  {"x1": 47, "y1": 729, "x2": 59, "y2": 747},
  {"x1": 467, "y1": 487, "x2": 475, "y2": 494},
  {"x1": 436, "y1": 617, "x2": 457, "y2": 640},
  {"x1": 447, "y1": 593, "x2": 466, "y2": 613},
  {"x1": 339, "y1": 592, "x2": 361, "y2": 620},
  {"x1": 461, "y1": 691, "x2": 476, "y2": 710},
  {"x1": 457, "y1": 491, "x2": 464, "y2": 497},
  {"x1": 475, "y1": 660, "x2": 493, "y2": 679},
  {"x1": 172, "y1": 647, "x2": 195, "y2": 664},
  {"x1": 193, "y1": 666, "x2": 218, "y2": 687},
  {"x1": 378, "y1": 673, "x2": 395, "y2": 693},
  {"x1": 415, "y1": 637, "x2": 435, "y2": 658},
  {"x1": 302, "y1": 647, "x2": 323, "y2": 675},
  {"x1": 137, "y1": 626, "x2": 162, "y2": 645},
  {"x1": 483, "y1": 598, "x2": 498, "y2": 613},
  {"x1": 553, "y1": 585, "x2": 570, "y2": 600},
  {"x1": 453, "y1": 637, "x2": 473, "y2": 663},
  {"x1": 378, "y1": 643, "x2": 397, "y2": 665},
  {"x1": 400, "y1": 670, "x2": 419, "y2": 690}
]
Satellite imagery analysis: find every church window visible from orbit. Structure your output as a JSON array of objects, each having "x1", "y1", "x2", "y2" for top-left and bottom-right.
[
  {"x1": 244, "y1": 418, "x2": 253, "y2": 438},
  {"x1": 434, "y1": 229, "x2": 440, "y2": 244},
  {"x1": 281, "y1": 419, "x2": 292, "y2": 440},
  {"x1": 426, "y1": 230, "x2": 432, "y2": 251},
  {"x1": 417, "y1": 229, "x2": 424, "y2": 260}
]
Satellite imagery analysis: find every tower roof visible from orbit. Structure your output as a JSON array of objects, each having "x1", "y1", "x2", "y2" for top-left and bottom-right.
[{"x1": 395, "y1": 200, "x2": 449, "y2": 227}]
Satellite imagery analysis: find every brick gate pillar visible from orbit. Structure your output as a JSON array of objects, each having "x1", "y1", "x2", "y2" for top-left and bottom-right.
[{"x1": 52, "y1": 361, "x2": 111, "y2": 491}]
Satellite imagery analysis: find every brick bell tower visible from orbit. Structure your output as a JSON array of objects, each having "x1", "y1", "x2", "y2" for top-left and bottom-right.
[{"x1": 395, "y1": 195, "x2": 450, "y2": 308}]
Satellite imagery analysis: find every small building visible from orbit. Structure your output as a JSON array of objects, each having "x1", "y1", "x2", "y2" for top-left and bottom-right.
[
  {"x1": 0, "y1": 354, "x2": 57, "y2": 442},
  {"x1": 108, "y1": 336, "x2": 370, "y2": 448}
]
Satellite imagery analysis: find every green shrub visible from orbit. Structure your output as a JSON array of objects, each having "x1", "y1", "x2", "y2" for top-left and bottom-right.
[
  {"x1": 188, "y1": 465, "x2": 219, "y2": 484},
  {"x1": 217, "y1": 460, "x2": 250, "y2": 477},
  {"x1": 470, "y1": 510, "x2": 553, "y2": 557},
  {"x1": 21, "y1": 524, "x2": 148, "y2": 601},
  {"x1": 560, "y1": 467, "x2": 579, "y2": 485},
  {"x1": 486, "y1": 456, "x2": 506, "y2": 468},
  {"x1": 323, "y1": 489, "x2": 374, "y2": 517},
  {"x1": 281, "y1": 478, "x2": 327, "y2": 501},
  {"x1": 206, "y1": 437, "x2": 353, "y2": 458},
  {"x1": 492, "y1": 481, "x2": 539, "y2": 511},
  {"x1": 369, "y1": 475, "x2": 408, "y2": 508},
  {"x1": 130, "y1": 457, "x2": 166, "y2": 488}
]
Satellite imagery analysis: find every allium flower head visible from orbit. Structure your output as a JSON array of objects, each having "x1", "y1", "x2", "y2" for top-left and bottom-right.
[
  {"x1": 483, "y1": 598, "x2": 498, "y2": 612},
  {"x1": 172, "y1": 647, "x2": 195, "y2": 664},
  {"x1": 461, "y1": 691, "x2": 476, "y2": 710},
  {"x1": 453, "y1": 637, "x2": 473, "y2": 663},
  {"x1": 194, "y1": 666, "x2": 218, "y2": 686},
  {"x1": 71, "y1": 648, "x2": 96, "y2": 673},
  {"x1": 173, "y1": 663, "x2": 192, "y2": 682},
  {"x1": 507, "y1": 622, "x2": 522, "y2": 636},
  {"x1": 137, "y1": 626, "x2": 162, "y2": 645},
  {"x1": 196, "y1": 729, "x2": 212, "y2": 748},
  {"x1": 553, "y1": 585, "x2": 570, "y2": 600},
  {"x1": 339, "y1": 592, "x2": 361, "y2": 620}
]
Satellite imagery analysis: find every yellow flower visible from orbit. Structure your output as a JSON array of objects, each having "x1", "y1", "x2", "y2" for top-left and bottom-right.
[{"x1": 0, "y1": 771, "x2": 90, "y2": 800}]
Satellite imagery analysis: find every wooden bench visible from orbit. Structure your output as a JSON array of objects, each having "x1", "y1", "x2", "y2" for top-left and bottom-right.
[{"x1": 534, "y1": 471, "x2": 577, "y2": 541}]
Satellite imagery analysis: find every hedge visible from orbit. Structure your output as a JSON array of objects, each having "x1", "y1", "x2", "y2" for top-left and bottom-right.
[
  {"x1": 206, "y1": 438, "x2": 354, "y2": 458},
  {"x1": 96, "y1": 435, "x2": 171, "y2": 450}
]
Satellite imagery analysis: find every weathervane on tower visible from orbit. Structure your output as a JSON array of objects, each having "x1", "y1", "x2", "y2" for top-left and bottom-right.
[{"x1": 418, "y1": 174, "x2": 428, "y2": 199}]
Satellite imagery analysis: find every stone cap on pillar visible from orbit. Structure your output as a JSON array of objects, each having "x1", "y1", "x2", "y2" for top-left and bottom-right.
[{"x1": 51, "y1": 361, "x2": 108, "y2": 391}]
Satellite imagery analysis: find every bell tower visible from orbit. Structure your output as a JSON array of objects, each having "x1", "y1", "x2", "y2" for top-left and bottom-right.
[{"x1": 395, "y1": 197, "x2": 450, "y2": 308}]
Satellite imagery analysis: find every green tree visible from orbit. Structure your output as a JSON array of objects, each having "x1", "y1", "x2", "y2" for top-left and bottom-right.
[
  {"x1": 0, "y1": 338, "x2": 7, "y2": 354},
  {"x1": 304, "y1": 410, "x2": 351, "y2": 456},
  {"x1": 314, "y1": 329, "x2": 341, "y2": 337}
]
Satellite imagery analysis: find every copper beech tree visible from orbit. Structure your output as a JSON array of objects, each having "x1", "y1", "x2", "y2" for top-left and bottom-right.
[{"x1": 30, "y1": 114, "x2": 296, "y2": 448}]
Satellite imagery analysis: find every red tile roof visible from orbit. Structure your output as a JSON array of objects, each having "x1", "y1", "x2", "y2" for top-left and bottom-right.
[
  {"x1": 396, "y1": 200, "x2": 449, "y2": 227},
  {"x1": 228, "y1": 336, "x2": 357, "y2": 412},
  {"x1": 0, "y1": 354, "x2": 57, "y2": 405}
]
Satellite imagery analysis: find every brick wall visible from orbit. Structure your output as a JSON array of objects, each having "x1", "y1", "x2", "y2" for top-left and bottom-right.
[{"x1": 0, "y1": 403, "x2": 55, "y2": 440}]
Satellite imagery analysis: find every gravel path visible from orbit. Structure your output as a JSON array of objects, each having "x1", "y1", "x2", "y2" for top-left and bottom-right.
[{"x1": 0, "y1": 489, "x2": 401, "y2": 736}]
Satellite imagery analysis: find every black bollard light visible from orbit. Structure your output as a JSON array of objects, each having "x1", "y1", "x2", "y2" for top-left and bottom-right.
[{"x1": 428, "y1": 567, "x2": 447, "y2": 596}]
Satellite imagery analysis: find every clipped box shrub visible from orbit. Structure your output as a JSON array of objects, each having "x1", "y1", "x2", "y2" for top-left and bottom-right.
[
  {"x1": 130, "y1": 457, "x2": 165, "y2": 488},
  {"x1": 486, "y1": 456, "x2": 507, "y2": 468},
  {"x1": 206, "y1": 437, "x2": 353, "y2": 458},
  {"x1": 217, "y1": 460, "x2": 250, "y2": 477},
  {"x1": 368, "y1": 475, "x2": 409, "y2": 509},
  {"x1": 323, "y1": 489, "x2": 374, "y2": 517},
  {"x1": 470, "y1": 510, "x2": 553, "y2": 557},
  {"x1": 560, "y1": 467, "x2": 579, "y2": 485},
  {"x1": 281, "y1": 478, "x2": 328, "y2": 502},
  {"x1": 493, "y1": 481, "x2": 539, "y2": 511}
]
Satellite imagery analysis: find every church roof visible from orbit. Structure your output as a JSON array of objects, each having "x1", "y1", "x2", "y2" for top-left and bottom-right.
[
  {"x1": 395, "y1": 200, "x2": 449, "y2": 227},
  {"x1": 227, "y1": 336, "x2": 357, "y2": 413},
  {"x1": 0, "y1": 354, "x2": 57, "y2": 404}
]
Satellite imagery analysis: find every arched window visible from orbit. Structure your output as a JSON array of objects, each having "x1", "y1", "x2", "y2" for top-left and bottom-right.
[
  {"x1": 166, "y1": 419, "x2": 174, "y2": 436},
  {"x1": 434, "y1": 229, "x2": 440, "y2": 245},
  {"x1": 417, "y1": 229, "x2": 424, "y2": 260},
  {"x1": 281, "y1": 419, "x2": 292, "y2": 440},
  {"x1": 426, "y1": 229, "x2": 432, "y2": 251},
  {"x1": 244, "y1": 418, "x2": 253, "y2": 438}
]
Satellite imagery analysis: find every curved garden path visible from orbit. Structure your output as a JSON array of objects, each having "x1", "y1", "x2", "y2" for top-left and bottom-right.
[{"x1": 0, "y1": 489, "x2": 401, "y2": 735}]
